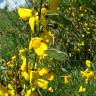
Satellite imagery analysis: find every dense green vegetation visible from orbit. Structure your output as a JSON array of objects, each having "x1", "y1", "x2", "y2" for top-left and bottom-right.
[{"x1": 1, "y1": 0, "x2": 96, "y2": 96}]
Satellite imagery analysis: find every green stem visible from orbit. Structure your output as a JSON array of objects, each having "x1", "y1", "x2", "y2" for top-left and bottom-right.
[
  {"x1": 32, "y1": 54, "x2": 37, "y2": 70},
  {"x1": 32, "y1": 0, "x2": 43, "y2": 70},
  {"x1": 15, "y1": 48, "x2": 20, "y2": 94},
  {"x1": 39, "y1": 0, "x2": 43, "y2": 30},
  {"x1": 26, "y1": 50, "x2": 28, "y2": 73}
]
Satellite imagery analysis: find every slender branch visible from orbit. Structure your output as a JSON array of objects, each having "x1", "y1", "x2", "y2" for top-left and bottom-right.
[
  {"x1": 32, "y1": 0, "x2": 43, "y2": 70},
  {"x1": 15, "y1": 48, "x2": 20, "y2": 94},
  {"x1": 37, "y1": 88, "x2": 43, "y2": 96},
  {"x1": 39, "y1": 0, "x2": 43, "y2": 30},
  {"x1": 26, "y1": 50, "x2": 28, "y2": 72},
  {"x1": 32, "y1": 54, "x2": 37, "y2": 71}
]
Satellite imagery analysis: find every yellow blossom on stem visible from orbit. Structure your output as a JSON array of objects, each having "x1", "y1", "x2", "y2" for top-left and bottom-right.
[
  {"x1": 40, "y1": 16, "x2": 47, "y2": 30},
  {"x1": 41, "y1": 7, "x2": 47, "y2": 15},
  {"x1": 21, "y1": 57, "x2": 27, "y2": 71},
  {"x1": 35, "y1": 15, "x2": 39, "y2": 25},
  {"x1": 29, "y1": 17, "x2": 35, "y2": 32},
  {"x1": 80, "y1": 68, "x2": 94, "y2": 83},
  {"x1": 39, "y1": 68, "x2": 54, "y2": 80},
  {"x1": 19, "y1": 48, "x2": 27, "y2": 56},
  {"x1": 34, "y1": 42, "x2": 47, "y2": 56},
  {"x1": 0, "y1": 85, "x2": 8, "y2": 96},
  {"x1": 25, "y1": 87, "x2": 37, "y2": 96},
  {"x1": 29, "y1": 37, "x2": 48, "y2": 56},
  {"x1": 63, "y1": 75, "x2": 71, "y2": 84},
  {"x1": 45, "y1": 72, "x2": 54, "y2": 81},
  {"x1": 39, "y1": 68, "x2": 49, "y2": 76},
  {"x1": 85, "y1": 60, "x2": 91, "y2": 68},
  {"x1": 7, "y1": 61, "x2": 14, "y2": 68},
  {"x1": 85, "y1": 78, "x2": 89, "y2": 84},
  {"x1": 39, "y1": 53, "x2": 48, "y2": 60},
  {"x1": 11, "y1": 55, "x2": 16, "y2": 61},
  {"x1": 48, "y1": 87, "x2": 54, "y2": 93},
  {"x1": 29, "y1": 37, "x2": 43, "y2": 50},
  {"x1": 22, "y1": 71, "x2": 30, "y2": 81},
  {"x1": 42, "y1": 31, "x2": 54, "y2": 43},
  {"x1": 18, "y1": 8, "x2": 32, "y2": 20},
  {"x1": 8, "y1": 83, "x2": 15, "y2": 96},
  {"x1": 25, "y1": 89, "x2": 32, "y2": 96},
  {"x1": 81, "y1": 34, "x2": 85, "y2": 38},
  {"x1": 30, "y1": 70, "x2": 39, "y2": 84},
  {"x1": 81, "y1": 41, "x2": 85, "y2": 46},
  {"x1": 35, "y1": 79, "x2": 49, "y2": 90},
  {"x1": 78, "y1": 85, "x2": 86, "y2": 93}
]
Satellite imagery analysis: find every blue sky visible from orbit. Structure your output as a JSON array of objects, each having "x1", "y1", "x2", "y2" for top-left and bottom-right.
[
  {"x1": 0, "y1": 0, "x2": 6, "y2": 9},
  {"x1": 0, "y1": 0, "x2": 3, "y2": 3},
  {"x1": 0, "y1": 0, "x2": 28, "y2": 11}
]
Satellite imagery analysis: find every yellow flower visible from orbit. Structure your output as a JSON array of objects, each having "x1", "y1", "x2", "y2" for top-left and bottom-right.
[
  {"x1": 87, "y1": 71, "x2": 94, "y2": 79},
  {"x1": 42, "y1": 31, "x2": 54, "y2": 43},
  {"x1": 78, "y1": 85, "x2": 86, "y2": 93},
  {"x1": 85, "y1": 60, "x2": 91, "y2": 68},
  {"x1": 21, "y1": 57, "x2": 27, "y2": 71},
  {"x1": 0, "y1": 85, "x2": 8, "y2": 96},
  {"x1": 64, "y1": 75, "x2": 71, "y2": 84},
  {"x1": 39, "y1": 68, "x2": 49, "y2": 76},
  {"x1": 81, "y1": 41, "x2": 85, "y2": 46},
  {"x1": 45, "y1": 72, "x2": 54, "y2": 81},
  {"x1": 29, "y1": 37, "x2": 43, "y2": 50},
  {"x1": 34, "y1": 42, "x2": 48, "y2": 56},
  {"x1": 22, "y1": 71, "x2": 30, "y2": 81},
  {"x1": 8, "y1": 84, "x2": 15, "y2": 96},
  {"x1": 80, "y1": 70, "x2": 87, "y2": 78},
  {"x1": 35, "y1": 79, "x2": 49, "y2": 89},
  {"x1": 40, "y1": 16, "x2": 47, "y2": 30},
  {"x1": 68, "y1": 53, "x2": 71, "y2": 57},
  {"x1": 35, "y1": 15, "x2": 39, "y2": 25},
  {"x1": 29, "y1": 17, "x2": 35, "y2": 32},
  {"x1": 8, "y1": 89, "x2": 15, "y2": 96},
  {"x1": 48, "y1": 87, "x2": 54, "y2": 93},
  {"x1": 80, "y1": 14, "x2": 84, "y2": 17},
  {"x1": 25, "y1": 88, "x2": 37, "y2": 96},
  {"x1": 80, "y1": 68, "x2": 94, "y2": 83},
  {"x1": 11, "y1": 55, "x2": 16, "y2": 61},
  {"x1": 41, "y1": 7, "x2": 47, "y2": 15},
  {"x1": 29, "y1": 37, "x2": 48, "y2": 56},
  {"x1": 7, "y1": 61, "x2": 14, "y2": 68},
  {"x1": 81, "y1": 34, "x2": 85, "y2": 38},
  {"x1": 25, "y1": 89, "x2": 32, "y2": 96},
  {"x1": 18, "y1": 8, "x2": 32, "y2": 20},
  {"x1": 85, "y1": 78, "x2": 89, "y2": 84},
  {"x1": 30, "y1": 71, "x2": 39, "y2": 84},
  {"x1": 39, "y1": 53, "x2": 48, "y2": 60},
  {"x1": 19, "y1": 48, "x2": 27, "y2": 56},
  {"x1": 8, "y1": 84, "x2": 13, "y2": 89}
]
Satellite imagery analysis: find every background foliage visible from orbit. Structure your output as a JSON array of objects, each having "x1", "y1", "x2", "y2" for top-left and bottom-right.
[{"x1": 1, "y1": 0, "x2": 96, "y2": 95}]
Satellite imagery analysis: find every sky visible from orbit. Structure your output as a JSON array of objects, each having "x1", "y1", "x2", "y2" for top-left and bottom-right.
[
  {"x1": 0, "y1": 0, "x2": 28, "y2": 11},
  {"x1": 0, "y1": 0, "x2": 6, "y2": 9}
]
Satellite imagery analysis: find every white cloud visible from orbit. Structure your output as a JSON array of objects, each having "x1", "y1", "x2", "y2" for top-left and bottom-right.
[
  {"x1": 0, "y1": 0, "x2": 28, "y2": 11},
  {"x1": 6, "y1": 0, "x2": 27, "y2": 11}
]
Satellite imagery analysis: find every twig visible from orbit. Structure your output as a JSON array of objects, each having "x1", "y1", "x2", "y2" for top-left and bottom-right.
[{"x1": 37, "y1": 88, "x2": 43, "y2": 96}]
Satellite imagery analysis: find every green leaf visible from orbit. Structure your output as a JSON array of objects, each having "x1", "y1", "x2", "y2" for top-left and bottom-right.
[
  {"x1": 48, "y1": 14, "x2": 72, "y2": 25},
  {"x1": 47, "y1": 48, "x2": 67, "y2": 61}
]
